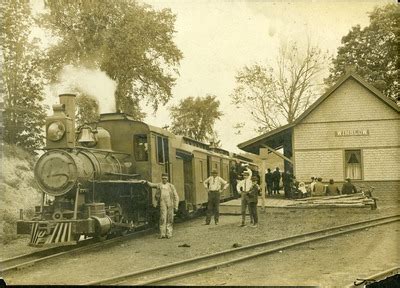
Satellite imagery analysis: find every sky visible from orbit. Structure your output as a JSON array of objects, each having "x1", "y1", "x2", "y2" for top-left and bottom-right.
[
  {"x1": 139, "y1": 0, "x2": 392, "y2": 152},
  {"x1": 39, "y1": 0, "x2": 394, "y2": 153}
]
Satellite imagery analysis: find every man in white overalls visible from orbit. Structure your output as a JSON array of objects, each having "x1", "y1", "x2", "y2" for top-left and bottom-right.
[{"x1": 147, "y1": 173, "x2": 179, "y2": 239}]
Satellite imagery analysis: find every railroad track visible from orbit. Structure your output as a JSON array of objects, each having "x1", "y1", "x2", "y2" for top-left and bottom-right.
[
  {"x1": 1, "y1": 212, "x2": 205, "y2": 274},
  {"x1": 86, "y1": 214, "x2": 400, "y2": 286},
  {"x1": 0, "y1": 228, "x2": 153, "y2": 273}
]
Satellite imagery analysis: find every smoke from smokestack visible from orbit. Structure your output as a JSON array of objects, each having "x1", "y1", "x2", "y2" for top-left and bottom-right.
[{"x1": 53, "y1": 65, "x2": 117, "y2": 114}]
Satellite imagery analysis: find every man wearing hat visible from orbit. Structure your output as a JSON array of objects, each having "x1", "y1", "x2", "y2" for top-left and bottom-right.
[
  {"x1": 203, "y1": 169, "x2": 229, "y2": 225},
  {"x1": 236, "y1": 168, "x2": 253, "y2": 227},
  {"x1": 341, "y1": 178, "x2": 358, "y2": 194},
  {"x1": 247, "y1": 175, "x2": 261, "y2": 227},
  {"x1": 146, "y1": 173, "x2": 179, "y2": 239}
]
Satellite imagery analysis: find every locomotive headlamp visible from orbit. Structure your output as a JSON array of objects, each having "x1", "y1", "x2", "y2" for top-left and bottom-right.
[{"x1": 47, "y1": 121, "x2": 66, "y2": 141}]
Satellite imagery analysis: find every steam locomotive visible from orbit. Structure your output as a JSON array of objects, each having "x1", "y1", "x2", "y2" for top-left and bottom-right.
[{"x1": 17, "y1": 94, "x2": 258, "y2": 246}]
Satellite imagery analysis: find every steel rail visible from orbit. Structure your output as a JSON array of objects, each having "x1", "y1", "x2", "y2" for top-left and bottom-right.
[
  {"x1": 347, "y1": 266, "x2": 400, "y2": 287},
  {"x1": 0, "y1": 238, "x2": 96, "y2": 269},
  {"x1": 0, "y1": 228, "x2": 153, "y2": 273},
  {"x1": 86, "y1": 214, "x2": 400, "y2": 286},
  {"x1": 1, "y1": 211, "x2": 203, "y2": 273}
]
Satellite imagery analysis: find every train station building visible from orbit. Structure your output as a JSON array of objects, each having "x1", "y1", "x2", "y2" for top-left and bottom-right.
[{"x1": 238, "y1": 72, "x2": 400, "y2": 191}]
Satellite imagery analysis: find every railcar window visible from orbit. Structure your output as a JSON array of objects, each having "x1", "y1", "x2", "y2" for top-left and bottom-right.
[
  {"x1": 157, "y1": 136, "x2": 164, "y2": 163},
  {"x1": 345, "y1": 150, "x2": 362, "y2": 180},
  {"x1": 163, "y1": 137, "x2": 169, "y2": 162},
  {"x1": 157, "y1": 136, "x2": 169, "y2": 164},
  {"x1": 134, "y1": 135, "x2": 148, "y2": 161}
]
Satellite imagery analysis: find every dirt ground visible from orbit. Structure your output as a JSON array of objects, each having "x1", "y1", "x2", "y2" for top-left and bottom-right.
[{"x1": 2, "y1": 189, "x2": 399, "y2": 286}]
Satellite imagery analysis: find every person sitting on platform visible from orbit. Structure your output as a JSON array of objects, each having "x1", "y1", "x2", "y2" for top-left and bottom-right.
[
  {"x1": 313, "y1": 177, "x2": 326, "y2": 196},
  {"x1": 308, "y1": 176, "x2": 317, "y2": 196},
  {"x1": 298, "y1": 182, "x2": 308, "y2": 198},
  {"x1": 341, "y1": 178, "x2": 357, "y2": 194},
  {"x1": 326, "y1": 179, "x2": 340, "y2": 196}
]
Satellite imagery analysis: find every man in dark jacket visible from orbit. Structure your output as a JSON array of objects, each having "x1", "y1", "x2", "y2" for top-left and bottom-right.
[
  {"x1": 341, "y1": 178, "x2": 357, "y2": 194},
  {"x1": 272, "y1": 167, "x2": 281, "y2": 195},
  {"x1": 264, "y1": 168, "x2": 273, "y2": 196},
  {"x1": 326, "y1": 179, "x2": 340, "y2": 195},
  {"x1": 229, "y1": 166, "x2": 239, "y2": 198},
  {"x1": 247, "y1": 176, "x2": 261, "y2": 228}
]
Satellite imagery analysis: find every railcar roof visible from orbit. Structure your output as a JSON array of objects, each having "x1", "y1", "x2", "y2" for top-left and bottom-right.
[{"x1": 99, "y1": 113, "x2": 174, "y2": 137}]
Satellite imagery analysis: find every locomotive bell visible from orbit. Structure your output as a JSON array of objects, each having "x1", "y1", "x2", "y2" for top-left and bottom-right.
[{"x1": 77, "y1": 126, "x2": 97, "y2": 147}]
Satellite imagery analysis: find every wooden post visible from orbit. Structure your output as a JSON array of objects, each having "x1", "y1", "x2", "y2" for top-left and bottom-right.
[
  {"x1": 259, "y1": 159, "x2": 267, "y2": 212},
  {"x1": 258, "y1": 148, "x2": 269, "y2": 212}
]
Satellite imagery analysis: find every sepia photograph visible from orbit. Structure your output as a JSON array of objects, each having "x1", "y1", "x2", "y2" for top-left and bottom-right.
[{"x1": 0, "y1": 0, "x2": 399, "y2": 286}]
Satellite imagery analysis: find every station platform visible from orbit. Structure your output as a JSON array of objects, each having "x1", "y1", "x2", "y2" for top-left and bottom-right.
[
  {"x1": 220, "y1": 193, "x2": 374, "y2": 214},
  {"x1": 220, "y1": 197, "x2": 297, "y2": 214}
]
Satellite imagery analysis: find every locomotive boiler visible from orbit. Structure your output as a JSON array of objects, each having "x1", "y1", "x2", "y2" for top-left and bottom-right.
[{"x1": 17, "y1": 93, "x2": 258, "y2": 247}]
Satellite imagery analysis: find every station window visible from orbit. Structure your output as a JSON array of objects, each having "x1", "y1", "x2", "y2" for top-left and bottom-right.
[
  {"x1": 156, "y1": 136, "x2": 169, "y2": 164},
  {"x1": 134, "y1": 135, "x2": 148, "y2": 161},
  {"x1": 345, "y1": 150, "x2": 362, "y2": 180}
]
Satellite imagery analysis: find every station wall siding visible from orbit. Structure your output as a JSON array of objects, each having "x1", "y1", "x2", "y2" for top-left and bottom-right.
[
  {"x1": 302, "y1": 79, "x2": 399, "y2": 123},
  {"x1": 294, "y1": 150, "x2": 343, "y2": 182},
  {"x1": 363, "y1": 148, "x2": 400, "y2": 181},
  {"x1": 292, "y1": 76, "x2": 399, "y2": 183},
  {"x1": 294, "y1": 119, "x2": 400, "y2": 150}
]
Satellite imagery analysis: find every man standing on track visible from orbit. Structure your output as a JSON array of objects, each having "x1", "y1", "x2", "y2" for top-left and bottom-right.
[
  {"x1": 146, "y1": 173, "x2": 179, "y2": 239},
  {"x1": 204, "y1": 169, "x2": 229, "y2": 225}
]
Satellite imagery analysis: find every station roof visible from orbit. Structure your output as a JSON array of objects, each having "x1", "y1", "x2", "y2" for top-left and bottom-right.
[{"x1": 238, "y1": 72, "x2": 400, "y2": 154}]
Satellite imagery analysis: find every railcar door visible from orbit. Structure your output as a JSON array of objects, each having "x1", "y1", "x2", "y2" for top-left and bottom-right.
[{"x1": 220, "y1": 158, "x2": 230, "y2": 199}]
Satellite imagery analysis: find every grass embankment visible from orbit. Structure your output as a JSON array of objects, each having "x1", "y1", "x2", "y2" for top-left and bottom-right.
[{"x1": 0, "y1": 145, "x2": 42, "y2": 244}]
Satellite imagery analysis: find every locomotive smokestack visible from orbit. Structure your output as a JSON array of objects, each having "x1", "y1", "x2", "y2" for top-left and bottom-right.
[{"x1": 59, "y1": 93, "x2": 76, "y2": 128}]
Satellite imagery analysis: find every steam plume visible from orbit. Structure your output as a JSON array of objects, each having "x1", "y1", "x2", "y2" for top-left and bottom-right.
[{"x1": 54, "y1": 65, "x2": 117, "y2": 114}]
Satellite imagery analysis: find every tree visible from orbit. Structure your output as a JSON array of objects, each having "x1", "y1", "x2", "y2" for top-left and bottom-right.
[
  {"x1": 75, "y1": 94, "x2": 100, "y2": 127},
  {"x1": 39, "y1": 0, "x2": 183, "y2": 119},
  {"x1": 232, "y1": 40, "x2": 327, "y2": 133},
  {"x1": 169, "y1": 95, "x2": 223, "y2": 142},
  {"x1": 0, "y1": 0, "x2": 46, "y2": 152},
  {"x1": 326, "y1": 4, "x2": 399, "y2": 103}
]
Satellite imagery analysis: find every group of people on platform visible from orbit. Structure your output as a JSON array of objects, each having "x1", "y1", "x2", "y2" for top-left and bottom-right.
[
  {"x1": 143, "y1": 166, "x2": 359, "y2": 239},
  {"x1": 264, "y1": 168, "x2": 358, "y2": 199}
]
